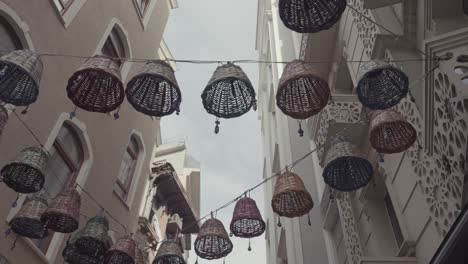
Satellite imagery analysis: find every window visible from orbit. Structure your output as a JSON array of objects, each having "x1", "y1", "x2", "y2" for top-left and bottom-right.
[
  {"x1": 52, "y1": 0, "x2": 73, "y2": 13},
  {"x1": 115, "y1": 136, "x2": 140, "y2": 200},
  {"x1": 35, "y1": 123, "x2": 84, "y2": 253},
  {"x1": 384, "y1": 194, "x2": 404, "y2": 248},
  {"x1": 0, "y1": 15, "x2": 22, "y2": 51},
  {"x1": 102, "y1": 28, "x2": 126, "y2": 61},
  {"x1": 134, "y1": 0, "x2": 150, "y2": 17}
]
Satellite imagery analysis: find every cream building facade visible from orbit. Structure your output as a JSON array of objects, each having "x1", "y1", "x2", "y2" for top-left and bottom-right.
[
  {"x1": 0, "y1": 0, "x2": 179, "y2": 263},
  {"x1": 256, "y1": 1, "x2": 468, "y2": 264}
]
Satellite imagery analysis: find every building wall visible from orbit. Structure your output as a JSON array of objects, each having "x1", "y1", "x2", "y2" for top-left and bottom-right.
[
  {"x1": 257, "y1": 0, "x2": 468, "y2": 264},
  {"x1": 0, "y1": 0, "x2": 173, "y2": 263}
]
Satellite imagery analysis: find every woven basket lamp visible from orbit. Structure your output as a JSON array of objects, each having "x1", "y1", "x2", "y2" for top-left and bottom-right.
[
  {"x1": 369, "y1": 110, "x2": 417, "y2": 154},
  {"x1": 75, "y1": 215, "x2": 110, "y2": 257},
  {"x1": 201, "y1": 63, "x2": 256, "y2": 134},
  {"x1": 323, "y1": 141, "x2": 373, "y2": 192},
  {"x1": 153, "y1": 241, "x2": 185, "y2": 264},
  {"x1": 63, "y1": 229, "x2": 102, "y2": 264},
  {"x1": 279, "y1": 0, "x2": 347, "y2": 33},
  {"x1": 230, "y1": 197, "x2": 265, "y2": 238},
  {"x1": 357, "y1": 61, "x2": 409, "y2": 110},
  {"x1": 1, "y1": 146, "x2": 49, "y2": 193},
  {"x1": 271, "y1": 170, "x2": 314, "y2": 219},
  {"x1": 9, "y1": 196, "x2": 48, "y2": 239},
  {"x1": 135, "y1": 246, "x2": 145, "y2": 264},
  {"x1": 276, "y1": 60, "x2": 330, "y2": 136},
  {"x1": 104, "y1": 236, "x2": 136, "y2": 264},
  {"x1": 0, "y1": 104, "x2": 8, "y2": 137},
  {"x1": 126, "y1": 60, "x2": 182, "y2": 117},
  {"x1": 67, "y1": 55, "x2": 124, "y2": 113},
  {"x1": 0, "y1": 49, "x2": 43, "y2": 106},
  {"x1": 194, "y1": 218, "x2": 233, "y2": 260},
  {"x1": 42, "y1": 188, "x2": 81, "y2": 233}
]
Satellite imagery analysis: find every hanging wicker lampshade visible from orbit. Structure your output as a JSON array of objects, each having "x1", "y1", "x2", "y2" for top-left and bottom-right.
[
  {"x1": 135, "y1": 246, "x2": 145, "y2": 264},
  {"x1": 0, "y1": 49, "x2": 43, "y2": 106},
  {"x1": 104, "y1": 236, "x2": 136, "y2": 264},
  {"x1": 9, "y1": 196, "x2": 48, "y2": 239},
  {"x1": 201, "y1": 63, "x2": 256, "y2": 134},
  {"x1": 126, "y1": 60, "x2": 182, "y2": 117},
  {"x1": 67, "y1": 55, "x2": 124, "y2": 113},
  {"x1": 153, "y1": 241, "x2": 185, "y2": 264},
  {"x1": 276, "y1": 60, "x2": 330, "y2": 119},
  {"x1": 75, "y1": 215, "x2": 110, "y2": 256},
  {"x1": 0, "y1": 104, "x2": 8, "y2": 137},
  {"x1": 369, "y1": 110, "x2": 417, "y2": 154},
  {"x1": 230, "y1": 197, "x2": 265, "y2": 238},
  {"x1": 357, "y1": 61, "x2": 409, "y2": 110},
  {"x1": 0, "y1": 146, "x2": 49, "y2": 193},
  {"x1": 271, "y1": 171, "x2": 314, "y2": 218},
  {"x1": 42, "y1": 188, "x2": 81, "y2": 233},
  {"x1": 194, "y1": 218, "x2": 233, "y2": 260},
  {"x1": 63, "y1": 229, "x2": 103, "y2": 264},
  {"x1": 323, "y1": 141, "x2": 373, "y2": 192},
  {"x1": 279, "y1": 0, "x2": 347, "y2": 33}
]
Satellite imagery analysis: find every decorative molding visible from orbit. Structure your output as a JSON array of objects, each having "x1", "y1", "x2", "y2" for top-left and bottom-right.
[{"x1": 337, "y1": 193, "x2": 363, "y2": 264}]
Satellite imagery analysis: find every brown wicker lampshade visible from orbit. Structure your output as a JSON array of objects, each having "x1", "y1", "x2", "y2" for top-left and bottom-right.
[
  {"x1": 104, "y1": 236, "x2": 136, "y2": 264},
  {"x1": 42, "y1": 188, "x2": 81, "y2": 233},
  {"x1": 9, "y1": 196, "x2": 48, "y2": 239},
  {"x1": 1, "y1": 146, "x2": 49, "y2": 193},
  {"x1": 279, "y1": 0, "x2": 347, "y2": 33},
  {"x1": 323, "y1": 141, "x2": 373, "y2": 192},
  {"x1": 63, "y1": 229, "x2": 105, "y2": 264},
  {"x1": 369, "y1": 110, "x2": 417, "y2": 154},
  {"x1": 271, "y1": 171, "x2": 314, "y2": 218},
  {"x1": 67, "y1": 55, "x2": 124, "y2": 113},
  {"x1": 0, "y1": 49, "x2": 43, "y2": 106},
  {"x1": 194, "y1": 218, "x2": 233, "y2": 260},
  {"x1": 357, "y1": 61, "x2": 409, "y2": 110},
  {"x1": 276, "y1": 60, "x2": 330, "y2": 120},
  {"x1": 153, "y1": 241, "x2": 185, "y2": 264},
  {"x1": 230, "y1": 197, "x2": 265, "y2": 238},
  {"x1": 201, "y1": 63, "x2": 256, "y2": 134},
  {"x1": 126, "y1": 60, "x2": 182, "y2": 117},
  {"x1": 75, "y1": 215, "x2": 110, "y2": 256},
  {"x1": 0, "y1": 104, "x2": 8, "y2": 137}
]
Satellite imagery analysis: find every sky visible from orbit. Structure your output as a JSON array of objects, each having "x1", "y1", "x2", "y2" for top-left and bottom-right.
[{"x1": 162, "y1": 0, "x2": 266, "y2": 264}]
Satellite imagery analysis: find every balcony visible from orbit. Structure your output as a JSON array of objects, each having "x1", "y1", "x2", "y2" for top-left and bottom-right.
[
  {"x1": 308, "y1": 94, "x2": 367, "y2": 165},
  {"x1": 360, "y1": 257, "x2": 418, "y2": 264}
]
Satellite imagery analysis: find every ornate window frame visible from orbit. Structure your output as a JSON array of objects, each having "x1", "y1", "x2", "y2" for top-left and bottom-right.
[
  {"x1": 49, "y1": 0, "x2": 87, "y2": 28},
  {"x1": 132, "y1": 0, "x2": 159, "y2": 30}
]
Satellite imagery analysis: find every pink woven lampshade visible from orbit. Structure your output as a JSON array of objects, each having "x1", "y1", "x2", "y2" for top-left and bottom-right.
[
  {"x1": 369, "y1": 110, "x2": 417, "y2": 154},
  {"x1": 66, "y1": 55, "x2": 124, "y2": 113},
  {"x1": 194, "y1": 218, "x2": 233, "y2": 260},
  {"x1": 41, "y1": 188, "x2": 81, "y2": 233},
  {"x1": 230, "y1": 197, "x2": 265, "y2": 238},
  {"x1": 104, "y1": 236, "x2": 136, "y2": 264}
]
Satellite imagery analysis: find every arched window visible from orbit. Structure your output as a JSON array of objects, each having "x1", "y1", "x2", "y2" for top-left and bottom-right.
[
  {"x1": 0, "y1": 14, "x2": 22, "y2": 51},
  {"x1": 35, "y1": 122, "x2": 84, "y2": 252},
  {"x1": 115, "y1": 136, "x2": 141, "y2": 200},
  {"x1": 101, "y1": 27, "x2": 126, "y2": 66}
]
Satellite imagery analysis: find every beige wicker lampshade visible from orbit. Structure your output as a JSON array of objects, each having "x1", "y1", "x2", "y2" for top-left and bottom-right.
[
  {"x1": 271, "y1": 170, "x2": 314, "y2": 218},
  {"x1": 194, "y1": 218, "x2": 233, "y2": 260},
  {"x1": 104, "y1": 236, "x2": 136, "y2": 264},
  {"x1": 1, "y1": 146, "x2": 49, "y2": 194},
  {"x1": 323, "y1": 141, "x2": 373, "y2": 192},
  {"x1": 0, "y1": 49, "x2": 43, "y2": 106},
  {"x1": 369, "y1": 110, "x2": 417, "y2": 154}
]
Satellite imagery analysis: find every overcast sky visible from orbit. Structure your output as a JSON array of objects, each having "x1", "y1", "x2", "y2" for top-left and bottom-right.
[{"x1": 162, "y1": 0, "x2": 266, "y2": 263}]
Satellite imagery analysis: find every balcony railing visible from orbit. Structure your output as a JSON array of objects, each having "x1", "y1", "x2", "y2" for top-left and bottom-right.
[{"x1": 360, "y1": 257, "x2": 418, "y2": 264}]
